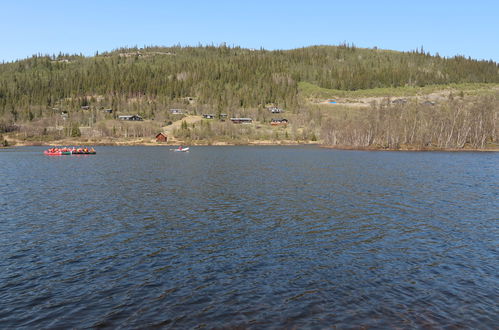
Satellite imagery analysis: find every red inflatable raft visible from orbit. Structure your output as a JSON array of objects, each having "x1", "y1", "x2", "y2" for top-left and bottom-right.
[
  {"x1": 44, "y1": 150, "x2": 66, "y2": 155},
  {"x1": 43, "y1": 148, "x2": 96, "y2": 155}
]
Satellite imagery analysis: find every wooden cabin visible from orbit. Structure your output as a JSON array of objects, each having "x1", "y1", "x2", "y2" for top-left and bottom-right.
[
  {"x1": 118, "y1": 114, "x2": 143, "y2": 121},
  {"x1": 170, "y1": 109, "x2": 184, "y2": 115},
  {"x1": 230, "y1": 117, "x2": 253, "y2": 124},
  {"x1": 268, "y1": 107, "x2": 283, "y2": 113},
  {"x1": 155, "y1": 133, "x2": 168, "y2": 142},
  {"x1": 270, "y1": 118, "x2": 288, "y2": 126}
]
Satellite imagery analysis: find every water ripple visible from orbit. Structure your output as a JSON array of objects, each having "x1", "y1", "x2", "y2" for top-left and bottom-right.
[{"x1": 0, "y1": 146, "x2": 498, "y2": 328}]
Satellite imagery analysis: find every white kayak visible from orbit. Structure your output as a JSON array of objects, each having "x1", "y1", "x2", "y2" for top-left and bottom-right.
[{"x1": 173, "y1": 147, "x2": 189, "y2": 152}]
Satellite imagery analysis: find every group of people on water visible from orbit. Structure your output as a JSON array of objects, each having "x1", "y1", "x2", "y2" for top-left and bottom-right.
[{"x1": 47, "y1": 147, "x2": 95, "y2": 153}]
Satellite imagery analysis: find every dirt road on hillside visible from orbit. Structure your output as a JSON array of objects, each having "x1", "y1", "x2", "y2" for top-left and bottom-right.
[{"x1": 161, "y1": 115, "x2": 203, "y2": 142}]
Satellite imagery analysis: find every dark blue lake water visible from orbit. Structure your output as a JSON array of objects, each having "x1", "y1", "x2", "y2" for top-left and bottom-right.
[{"x1": 1, "y1": 146, "x2": 498, "y2": 328}]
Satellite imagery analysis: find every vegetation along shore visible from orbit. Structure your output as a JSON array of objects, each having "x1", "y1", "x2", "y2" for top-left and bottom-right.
[{"x1": 1, "y1": 44, "x2": 498, "y2": 151}]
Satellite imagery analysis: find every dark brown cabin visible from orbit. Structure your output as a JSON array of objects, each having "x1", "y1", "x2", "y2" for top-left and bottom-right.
[{"x1": 270, "y1": 118, "x2": 288, "y2": 126}]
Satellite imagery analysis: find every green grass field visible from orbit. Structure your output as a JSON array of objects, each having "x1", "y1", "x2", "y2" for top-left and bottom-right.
[{"x1": 298, "y1": 81, "x2": 499, "y2": 99}]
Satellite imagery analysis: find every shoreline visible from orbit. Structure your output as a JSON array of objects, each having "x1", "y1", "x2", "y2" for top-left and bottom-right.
[
  {"x1": 3, "y1": 138, "x2": 498, "y2": 152},
  {"x1": 5, "y1": 140, "x2": 317, "y2": 147},
  {"x1": 320, "y1": 144, "x2": 499, "y2": 152}
]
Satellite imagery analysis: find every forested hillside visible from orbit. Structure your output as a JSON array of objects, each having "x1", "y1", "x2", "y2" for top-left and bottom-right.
[
  {"x1": 1, "y1": 44, "x2": 498, "y2": 121},
  {"x1": 1, "y1": 45, "x2": 498, "y2": 149}
]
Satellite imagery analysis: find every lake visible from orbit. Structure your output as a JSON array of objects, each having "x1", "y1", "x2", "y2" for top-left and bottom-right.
[{"x1": 0, "y1": 146, "x2": 498, "y2": 328}]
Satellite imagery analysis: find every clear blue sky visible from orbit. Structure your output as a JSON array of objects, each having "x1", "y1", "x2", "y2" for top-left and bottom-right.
[{"x1": 1, "y1": 0, "x2": 497, "y2": 62}]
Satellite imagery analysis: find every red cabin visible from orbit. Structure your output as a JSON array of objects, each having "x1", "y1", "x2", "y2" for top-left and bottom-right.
[{"x1": 155, "y1": 133, "x2": 168, "y2": 142}]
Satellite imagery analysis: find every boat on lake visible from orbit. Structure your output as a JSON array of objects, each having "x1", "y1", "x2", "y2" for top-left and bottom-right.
[
  {"x1": 172, "y1": 146, "x2": 190, "y2": 152},
  {"x1": 44, "y1": 147, "x2": 96, "y2": 155},
  {"x1": 71, "y1": 149, "x2": 96, "y2": 155},
  {"x1": 44, "y1": 150, "x2": 70, "y2": 155}
]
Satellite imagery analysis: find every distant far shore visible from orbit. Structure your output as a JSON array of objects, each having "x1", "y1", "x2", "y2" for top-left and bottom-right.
[
  {"x1": 3, "y1": 138, "x2": 316, "y2": 147},
  {"x1": 321, "y1": 144, "x2": 499, "y2": 152},
  {"x1": 3, "y1": 138, "x2": 498, "y2": 152}
]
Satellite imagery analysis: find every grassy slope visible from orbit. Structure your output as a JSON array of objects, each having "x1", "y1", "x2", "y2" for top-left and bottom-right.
[{"x1": 298, "y1": 81, "x2": 499, "y2": 99}]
